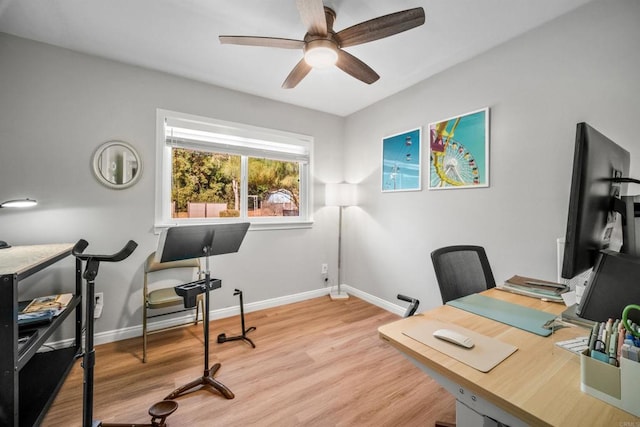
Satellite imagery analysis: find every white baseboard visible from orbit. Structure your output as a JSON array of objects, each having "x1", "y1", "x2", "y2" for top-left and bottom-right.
[
  {"x1": 341, "y1": 285, "x2": 406, "y2": 317},
  {"x1": 45, "y1": 285, "x2": 405, "y2": 349}
]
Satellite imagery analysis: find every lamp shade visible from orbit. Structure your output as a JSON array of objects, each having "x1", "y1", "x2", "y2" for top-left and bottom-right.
[
  {"x1": 0, "y1": 198, "x2": 38, "y2": 249},
  {"x1": 325, "y1": 183, "x2": 357, "y2": 207},
  {"x1": 0, "y1": 198, "x2": 37, "y2": 208}
]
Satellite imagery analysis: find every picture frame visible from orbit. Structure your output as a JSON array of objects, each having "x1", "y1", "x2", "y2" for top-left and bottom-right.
[
  {"x1": 381, "y1": 128, "x2": 422, "y2": 192},
  {"x1": 428, "y1": 107, "x2": 489, "y2": 190}
]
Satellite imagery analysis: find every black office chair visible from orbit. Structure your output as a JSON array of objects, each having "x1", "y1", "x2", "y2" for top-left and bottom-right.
[{"x1": 430, "y1": 245, "x2": 496, "y2": 304}]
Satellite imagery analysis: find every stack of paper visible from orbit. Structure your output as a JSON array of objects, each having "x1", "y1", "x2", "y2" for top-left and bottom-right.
[{"x1": 497, "y1": 275, "x2": 568, "y2": 302}]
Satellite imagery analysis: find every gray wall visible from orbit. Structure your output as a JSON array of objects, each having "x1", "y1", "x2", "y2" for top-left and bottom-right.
[
  {"x1": 342, "y1": 0, "x2": 640, "y2": 312},
  {"x1": 0, "y1": 33, "x2": 344, "y2": 335},
  {"x1": 2, "y1": 0, "x2": 639, "y2": 340}
]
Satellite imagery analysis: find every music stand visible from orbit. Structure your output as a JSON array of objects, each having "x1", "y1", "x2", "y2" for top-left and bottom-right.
[{"x1": 156, "y1": 223, "x2": 250, "y2": 401}]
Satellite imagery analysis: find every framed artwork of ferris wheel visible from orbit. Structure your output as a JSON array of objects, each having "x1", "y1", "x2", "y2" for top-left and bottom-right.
[
  {"x1": 381, "y1": 128, "x2": 422, "y2": 192},
  {"x1": 428, "y1": 107, "x2": 490, "y2": 190}
]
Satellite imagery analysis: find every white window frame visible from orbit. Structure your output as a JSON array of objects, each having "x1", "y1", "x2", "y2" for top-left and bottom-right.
[{"x1": 155, "y1": 109, "x2": 313, "y2": 231}]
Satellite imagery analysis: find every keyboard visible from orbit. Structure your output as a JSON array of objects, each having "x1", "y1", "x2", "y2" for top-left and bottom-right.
[{"x1": 554, "y1": 336, "x2": 589, "y2": 355}]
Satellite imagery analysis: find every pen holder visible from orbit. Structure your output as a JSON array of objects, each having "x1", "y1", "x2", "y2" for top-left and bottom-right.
[{"x1": 580, "y1": 349, "x2": 640, "y2": 417}]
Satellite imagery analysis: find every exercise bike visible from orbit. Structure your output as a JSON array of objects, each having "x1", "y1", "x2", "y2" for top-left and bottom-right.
[{"x1": 73, "y1": 239, "x2": 179, "y2": 427}]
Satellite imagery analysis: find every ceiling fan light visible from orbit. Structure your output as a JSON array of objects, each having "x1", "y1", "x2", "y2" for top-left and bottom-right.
[{"x1": 304, "y1": 40, "x2": 338, "y2": 68}]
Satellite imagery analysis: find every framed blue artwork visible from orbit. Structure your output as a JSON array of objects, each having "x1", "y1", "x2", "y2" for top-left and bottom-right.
[
  {"x1": 428, "y1": 107, "x2": 489, "y2": 190},
  {"x1": 381, "y1": 128, "x2": 422, "y2": 192}
]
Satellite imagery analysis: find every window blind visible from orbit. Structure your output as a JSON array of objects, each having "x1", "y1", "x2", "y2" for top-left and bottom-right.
[{"x1": 165, "y1": 117, "x2": 310, "y2": 163}]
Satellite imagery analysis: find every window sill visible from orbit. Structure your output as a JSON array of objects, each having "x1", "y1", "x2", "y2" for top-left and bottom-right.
[{"x1": 153, "y1": 219, "x2": 314, "y2": 234}]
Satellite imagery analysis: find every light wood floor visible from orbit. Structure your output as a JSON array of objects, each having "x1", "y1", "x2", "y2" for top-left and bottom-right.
[{"x1": 43, "y1": 296, "x2": 455, "y2": 426}]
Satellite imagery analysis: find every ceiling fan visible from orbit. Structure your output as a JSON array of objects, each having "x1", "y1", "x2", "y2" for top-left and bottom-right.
[{"x1": 219, "y1": 0, "x2": 426, "y2": 89}]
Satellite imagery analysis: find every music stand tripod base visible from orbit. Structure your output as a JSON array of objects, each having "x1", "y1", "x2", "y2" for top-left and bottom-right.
[{"x1": 164, "y1": 363, "x2": 234, "y2": 400}]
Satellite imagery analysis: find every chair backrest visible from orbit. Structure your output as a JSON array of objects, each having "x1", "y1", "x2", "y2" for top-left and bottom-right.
[
  {"x1": 430, "y1": 245, "x2": 496, "y2": 304},
  {"x1": 145, "y1": 252, "x2": 200, "y2": 274},
  {"x1": 144, "y1": 252, "x2": 201, "y2": 292}
]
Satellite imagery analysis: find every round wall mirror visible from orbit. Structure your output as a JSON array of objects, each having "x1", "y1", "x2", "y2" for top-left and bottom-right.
[{"x1": 92, "y1": 140, "x2": 142, "y2": 189}]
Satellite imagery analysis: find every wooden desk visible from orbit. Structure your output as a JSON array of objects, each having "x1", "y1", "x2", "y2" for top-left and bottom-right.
[{"x1": 379, "y1": 289, "x2": 640, "y2": 427}]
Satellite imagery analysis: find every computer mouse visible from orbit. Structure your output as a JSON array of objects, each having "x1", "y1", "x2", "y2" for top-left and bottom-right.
[
  {"x1": 0, "y1": 240, "x2": 11, "y2": 249},
  {"x1": 433, "y1": 328, "x2": 474, "y2": 348}
]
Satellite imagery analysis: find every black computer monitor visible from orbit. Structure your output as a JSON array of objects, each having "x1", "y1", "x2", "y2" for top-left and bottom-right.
[
  {"x1": 561, "y1": 122, "x2": 631, "y2": 279},
  {"x1": 560, "y1": 123, "x2": 640, "y2": 323}
]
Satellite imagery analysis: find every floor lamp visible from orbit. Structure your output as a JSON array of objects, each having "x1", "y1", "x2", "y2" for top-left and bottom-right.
[{"x1": 325, "y1": 183, "x2": 357, "y2": 300}]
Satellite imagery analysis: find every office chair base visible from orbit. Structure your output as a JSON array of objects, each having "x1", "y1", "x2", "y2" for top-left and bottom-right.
[
  {"x1": 164, "y1": 363, "x2": 234, "y2": 400},
  {"x1": 329, "y1": 290, "x2": 349, "y2": 300}
]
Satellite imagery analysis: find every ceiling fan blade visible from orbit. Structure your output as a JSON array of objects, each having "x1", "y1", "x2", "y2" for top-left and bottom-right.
[
  {"x1": 336, "y1": 7, "x2": 425, "y2": 48},
  {"x1": 219, "y1": 35, "x2": 304, "y2": 49},
  {"x1": 335, "y1": 49, "x2": 380, "y2": 85},
  {"x1": 282, "y1": 59, "x2": 313, "y2": 89},
  {"x1": 296, "y1": 0, "x2": 327, "y2": 36}
]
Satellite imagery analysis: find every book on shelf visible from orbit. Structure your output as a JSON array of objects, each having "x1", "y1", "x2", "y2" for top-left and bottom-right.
[
  {"x1": 18, "y1": 310, "x2": 54, "y2": 329},
  {"x1": 22, "y1": 293, "x2": 73, "y2": 316},
  {"x1": 497, "y1": 275, "x2": 568, "y2": 302}
]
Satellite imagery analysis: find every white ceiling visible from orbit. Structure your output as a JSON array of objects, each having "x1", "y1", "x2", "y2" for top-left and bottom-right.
[{"x1": 0, "y1": 0, "x2": 593, "y2": 116}]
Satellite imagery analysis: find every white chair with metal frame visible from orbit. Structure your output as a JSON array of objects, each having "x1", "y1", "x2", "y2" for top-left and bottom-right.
[{"x1": 142, "y1": 251, "x2": 204, "y2": 363}]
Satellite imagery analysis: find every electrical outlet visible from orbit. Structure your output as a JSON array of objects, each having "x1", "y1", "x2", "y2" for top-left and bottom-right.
[
  {"x1": 94, "y1": 292, "x2": 104, "y2": 319},
  {"x1": 321, "y1": 263, "x2": 329, "y2": 286}
]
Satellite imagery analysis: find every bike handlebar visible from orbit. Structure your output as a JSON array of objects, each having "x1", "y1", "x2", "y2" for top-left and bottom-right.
[{"x1": 72, "y1": 239, "x2": 138, "y2": 262}]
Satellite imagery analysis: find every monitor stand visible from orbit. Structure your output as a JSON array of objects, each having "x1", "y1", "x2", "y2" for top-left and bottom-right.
[
  {"x1": 156, "y1": 223, "x2": 250, "y2": 401},
  {"x1": 560, "y1": 304, "x2": 595, "y2": 329}
]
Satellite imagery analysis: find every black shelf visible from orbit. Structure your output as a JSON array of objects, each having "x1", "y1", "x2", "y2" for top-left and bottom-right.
[
  {"x1": 17, "y1": 295, "x2": 81, "y2": 370},
  {"x1": 19, "y1": 347, "x2": 78, "y2": 427},
  {"x1": 0, "y1": 244, "x2": 82, "y2": 427}
]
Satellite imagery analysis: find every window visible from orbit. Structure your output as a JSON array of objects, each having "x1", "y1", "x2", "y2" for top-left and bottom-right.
[{"x1": 155, "y1": 109, "x2": 312, "y2": 229}]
